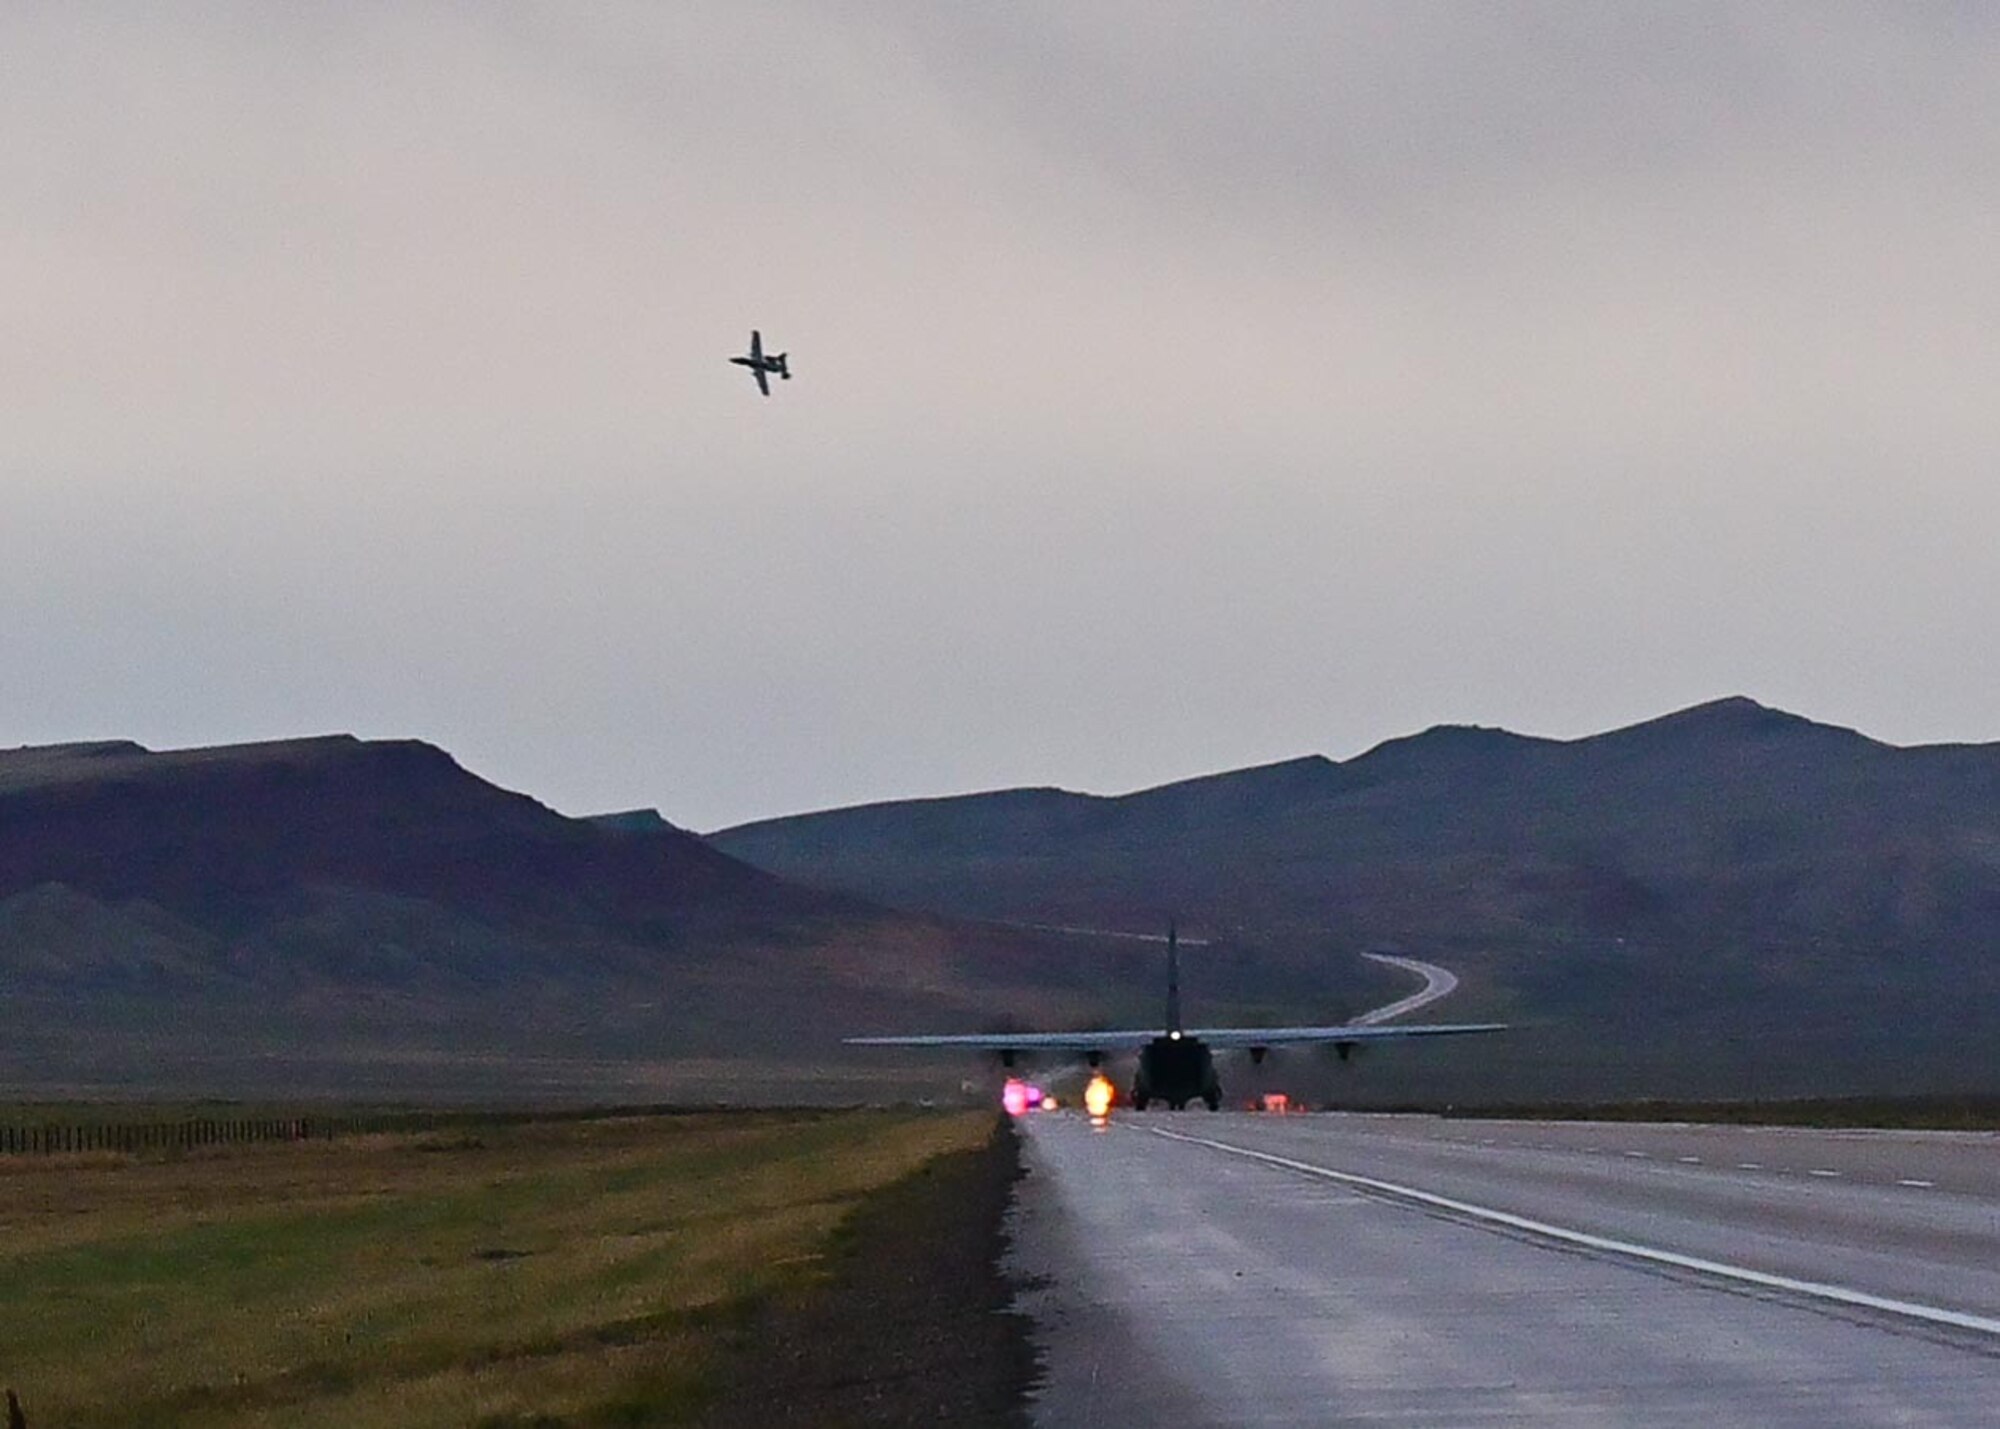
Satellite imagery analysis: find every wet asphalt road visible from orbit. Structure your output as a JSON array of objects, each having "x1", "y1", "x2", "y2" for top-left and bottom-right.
[{"x1": 1010, "y1": 1111, "x2": 2000, "y2": 1426}]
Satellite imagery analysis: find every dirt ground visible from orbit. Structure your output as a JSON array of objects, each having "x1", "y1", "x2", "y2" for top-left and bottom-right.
[{"x1": 698, "y1": 1115, "x2": 1034, "y2": 1427}]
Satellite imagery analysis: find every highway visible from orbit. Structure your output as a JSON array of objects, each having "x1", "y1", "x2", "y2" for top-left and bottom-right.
[
  {"x1": 1010, "y1": 1111, "x2": 2000, "y2": 1426},
  {"x1": 1349, "y1": 953, "x2": 1460, "y2": 1025}
]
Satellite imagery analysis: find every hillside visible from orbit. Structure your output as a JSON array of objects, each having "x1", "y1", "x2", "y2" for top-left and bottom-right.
[
  {"x1": 711, "y1": 698, "x2": 2000, "y2": 1099},
  {"x1": 0, "y1": 737, "x2": 828, "y2": 932},
  {"x1": 16, "y1": 708, "x2": 1995, "y2": 1105},
  {"x1": 0, "y1": 738, "x2": 1194, "y2": 1102}
]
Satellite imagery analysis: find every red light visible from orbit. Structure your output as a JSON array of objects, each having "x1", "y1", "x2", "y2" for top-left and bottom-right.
[{"x1": 1001, "y1": 1079, "x2": 1030, "y2": 1117}]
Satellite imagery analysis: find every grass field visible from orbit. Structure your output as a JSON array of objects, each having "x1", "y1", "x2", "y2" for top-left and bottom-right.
[{"x1": 0, "y1": 1107, "x2": 992, "y2": 1427}]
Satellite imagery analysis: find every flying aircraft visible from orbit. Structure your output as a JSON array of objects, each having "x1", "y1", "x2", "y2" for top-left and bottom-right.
[
  {"x1": 729, "y1": 329, "x2": 790, "y2": 396},
  {"x1": 846, "y1": 926, "x2": 1505, "y2": 1110}
]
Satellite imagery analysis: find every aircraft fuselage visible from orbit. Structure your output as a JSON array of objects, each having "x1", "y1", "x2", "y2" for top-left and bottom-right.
[
  {"x1": 1132, "y1": 1033, "x2": 1222, "y2": 1111},
  {"x1": 730, "y1": 331, "x2": 790, "y2": 394}
]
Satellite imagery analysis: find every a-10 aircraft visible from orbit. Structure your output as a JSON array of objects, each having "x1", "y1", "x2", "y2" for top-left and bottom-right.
[
  {"x1": 847, "y1": 927, "x2": 1504, "y2": 1110},
  {"x1": 729, "y1": 329, "x2": 790, "y2": 396}
]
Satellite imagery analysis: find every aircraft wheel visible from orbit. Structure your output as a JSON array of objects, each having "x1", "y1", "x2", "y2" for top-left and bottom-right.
[
  {"x1": 1131, "y1": 1090, "x2": 1149, "y2": 1111},
  {"x1": 1168, "y1": 1098, "x2": 1187, "y2": 1111},
  {"x1": 1202, "y1": 1092, "x2": 1221, "y2": 1110}
]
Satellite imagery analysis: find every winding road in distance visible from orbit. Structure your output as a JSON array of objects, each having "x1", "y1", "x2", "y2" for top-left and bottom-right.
[{"x1": 1349, "y1": 952, "x2": 1460, "y2": 1025}]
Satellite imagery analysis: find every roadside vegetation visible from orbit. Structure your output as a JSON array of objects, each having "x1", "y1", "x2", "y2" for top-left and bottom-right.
[{"x1": 0, "y1": 1106, "x2": 1002, "y2": 1427}]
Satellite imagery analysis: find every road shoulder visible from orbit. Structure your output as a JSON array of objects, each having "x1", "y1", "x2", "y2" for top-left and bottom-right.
[{"x1": 699, "y1": 1115, "x2": 1035, "y2": 1427}]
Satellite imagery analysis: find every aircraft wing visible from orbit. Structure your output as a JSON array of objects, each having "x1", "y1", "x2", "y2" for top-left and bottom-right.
[
  {"x1": 749, "y1": 329, "x2": 763, "y2": 361},
  {"x1": 846, "y1": 1030, "x2": 1162, "y2": 1052},
  {"x1": 752, "y1": 366, "x2": 770, "y2": 396},
  {"x1": 1193, "y1": 1022, "x2": 1505, "y2": 1047},
  {"x1": 846, "y1": 1022, "x2": 1503, "y2": 1052}
]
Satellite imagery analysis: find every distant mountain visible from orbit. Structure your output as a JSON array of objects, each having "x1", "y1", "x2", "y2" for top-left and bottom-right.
[
  {"x1": 0, "y1": 738, "x2": 1150, "y2": 1101},
  {"x1": 0, "y1": 737, "x2": 829, "y2": 932},
  {"x1": 711, "y1": 699, "x2": 2000, "y2": 1098},
  {"x1": 16, "y1": 706, "x2": 1994, "y2": 1104}
]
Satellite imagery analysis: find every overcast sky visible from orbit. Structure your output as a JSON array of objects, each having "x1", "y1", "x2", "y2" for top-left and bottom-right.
[{"x1": 6, "y1": 4, "x2": 1999, "y2": 828}]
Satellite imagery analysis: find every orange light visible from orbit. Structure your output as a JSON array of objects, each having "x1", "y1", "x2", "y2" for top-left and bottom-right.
[
  {"x1": 1260, "y1": 1092, "x2": 1290, "y2": 1114},
  {"x1": 1083, "y1": 1073, "x2": 1115, "y2": 1119},
  {"x1": 1041, "y1": 1095, "x2": 1060, "y2": 1111}
]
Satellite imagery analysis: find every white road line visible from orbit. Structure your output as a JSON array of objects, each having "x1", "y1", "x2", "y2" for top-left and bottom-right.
[
  {"x1": 1147, "y1": 1126, "x2": 2000, "y2": 1341},
  {"x1": 1899, "y1": 1179, "x2": 1937, "y2": 1189},
  {"x1": 1677, "y1": 1156, "x2": 1702, "y2": 1164},
  {"x1": 1624, "y1": 1150, "x2": 1650, "y2": 1159},
  {"x1": 1737, "y1": 1163, "x2": 1763, "y2": 1170},
  {"x1": 1808, "y1": 1169, "x2": 1843, "y2": 1179}
]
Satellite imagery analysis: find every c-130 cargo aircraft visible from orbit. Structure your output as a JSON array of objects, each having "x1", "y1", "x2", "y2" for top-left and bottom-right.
[{"x1": 847, "y1": 926, "x2": 1504, "y2": 1110}]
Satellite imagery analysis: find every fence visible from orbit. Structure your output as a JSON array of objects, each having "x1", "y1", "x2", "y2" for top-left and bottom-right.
[
  {"x1": 0, "y1": 1103, "x2": 728, "y2": 1157},
  {"x1": 1, "y1": 1115, "x2": 389, "y2": 1155}
]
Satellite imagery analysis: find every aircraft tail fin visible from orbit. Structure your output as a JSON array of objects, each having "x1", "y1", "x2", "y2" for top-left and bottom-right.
[
  {"x1": 1165, "y1": 921, "x2": 1182, "y2": 1033},
  {"x1": 774, "y1": 354, "x2": 790, "y2": 378}
]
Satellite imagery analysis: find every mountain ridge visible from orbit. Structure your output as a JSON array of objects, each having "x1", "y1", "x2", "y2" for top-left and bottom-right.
[
  {"x1": 0, "y1": 735, "x2": 1153, "y2": 1101},
  {"x1": 708, "y1": 697, "x2": 2000, "y2": 1097},
  {"x1": 708, "y1": 696, "x2": 1890, "y2": 841},
  {"x1": 9, "y1": 703, "x2": 1996, "y2": 1102},
  {"x1": 0, "y1": 734, "x2": 833, "y2": 930}
]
